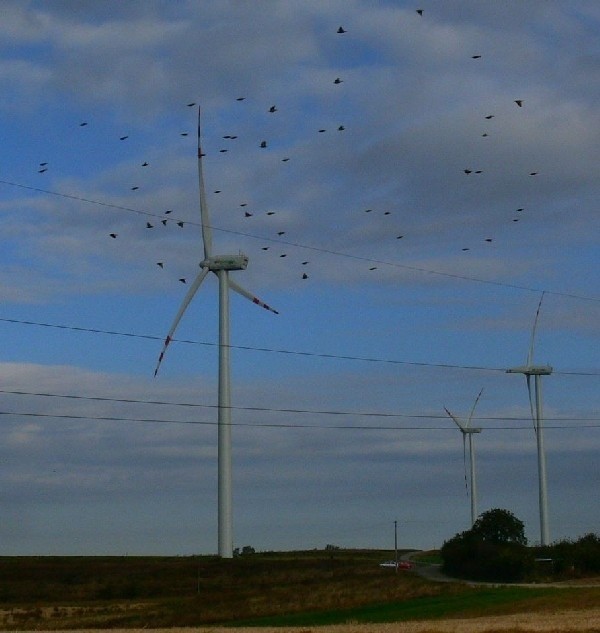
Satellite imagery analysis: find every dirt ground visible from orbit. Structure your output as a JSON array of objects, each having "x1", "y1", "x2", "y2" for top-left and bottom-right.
[{"x1": 23, "y1": 607, "x2": 600, "y2": 633}]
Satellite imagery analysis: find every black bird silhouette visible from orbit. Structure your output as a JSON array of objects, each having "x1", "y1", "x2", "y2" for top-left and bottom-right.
[
  {"x1": 161, "y1": 219, "x2": 168, "y2": 226},
  {"x1": 338, "y1": 125, "x2": 345, "y2": 131},
  {"x1": 318, "y1": 129, "x2": 326, "y2": 133},
  {"x1": 482, "y1": 133, "x2": 489, "y2": 137},
  {"x1": 282, "y1": 157, "x2": 290, "y2": 162},
  {"x1": 236, "y1": 97, "x2": 245, "y2": 101},
  {"x1": 177, "y1": 221, "x2": 184, "y2": 228},
  {"x1": 164, "y1": 209, "x2": 173, "y2": 214},
  {"x1": 141, "y1": 161, "x2": 149, "y2": 167},
  {"x1": 157, "y1": 262, "x2": 164, "y2": 268},
  {"x1": 179, "y1": 278, "x2": 186, "y2": 283},
  {"x1": 109, "y1": 233, "x2": 117, "y2": 239},
  {"x1": 38, "y1": 168, "x2": 47, "y2": 173},
  {"x1": 485, "y1": 115, "x2": 494, "y2": 119},
  {"x1": 485, "y1": 238, "x2": 493, "y2": 242},
  {"x1": 384, "y1": 211, "x2": 391, "y2": 215},
  {"x1": 337, "y1": 26, "x2": 346, "y2": 33},
  {"x1": 187, "y1": 102, "x2": 196, "y2": 107},
  {"x1": 262, "y1": 247, "x2": 269, "y2": 250},
  {"x1": 529, "y1": 172, "x2": 539, "y2": 176},
  {"x1": 39, "y1": 162, "x2": 48, "y2": 166},
  {"x1": 369, "y1": 267, "x2": 377, "y2": 271},
  {"x1": 471, "y1": 55, "x2": 482, "y2": 59},
  {"x1": 516, "y1": 208, "x2": 524, "y2": 212},
  {"x1": 462, "y1": 247, "x2": 470, "y2": 251},
  {"x1": 365, "y1": 208, "x2": 373, "y2": 212},
  {"x1": 260, "y1": 141, "x2": 267, "y2": 148},
  {"x1": 416, "y1": 9, "x2": 423, "y2": 15},
  {"x1": 302, "y1": 261, "x2": 309, "y2": 265},
  {"x1": 119, "y1": 135, "x2": 128, "y2": 140},
  {"x1": 131, "y1": 186, "x2": 139, "y2": 190},
  {"x1": 280, "y1": 254, "x2": 287, "y2": 258},
  {"x1": 146, "y1": 222, "x2": 153, "y2": 229},
  {"x1": 244, "y1": 212, "x2": 253, "y2": 217},
  {"x1": 240, "y1": 203, "x2": 247, "y2": 207},
  {"x1": 219, "y1": 149, "x2": 228, "y2": 153},
  {"x1": 334, "y1": 77, "x2": 343, "y2": 84},
  {"x1": 464, "y1": 169, "x2": 472, "y2": 174},
  {"x1": 277, "y1": 231, "x2": 285, "y2": 236},
  {"x1": 396, "y1": 235, "x2": 404, "y2": 239},
  {"x1": 269, "y1": 105, "x2": 277, "y2": 113},
  {"x1": 180, "y1": 132, "x2": 189, "y2": 136},
  {"x1": 79, "y1": 122, "x2": 88, "y2": 126},
  {"x1": 266, "y1": 211, "x2": 275, "y2": 215},
  {"x1": 214, "y1": 190, "x2": 221, "y2": 193},
  {"x1": 515, "y1": 100, "x2": 523, "y2": 107},
  {"x1": 302, "y1": 273, "x2": 308, "y2": 279},
  {"x1": 475, "y1": 170, "x2": 483, "y2": 174}
]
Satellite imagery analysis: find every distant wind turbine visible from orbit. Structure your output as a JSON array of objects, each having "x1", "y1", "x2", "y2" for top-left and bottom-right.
[
  {"x1": 154, "y1": 106, "x2": 278, "y2": 558},
  {"x1": 506, "y1": 293, "x2": 552, "y2": 546},
  {"x1": 444, "y1": 388, "x2": 484, "y2": 527}
]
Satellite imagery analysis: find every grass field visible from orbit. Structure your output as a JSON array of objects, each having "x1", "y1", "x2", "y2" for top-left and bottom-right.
[{"x1": 0, "y1": 550, "x2": 597, "y2": 630}]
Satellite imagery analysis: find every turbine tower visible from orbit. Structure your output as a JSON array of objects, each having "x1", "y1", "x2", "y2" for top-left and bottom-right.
[
  {"x1": 506, "y1": 293, "x2": 552, "y2": 546},
  {"x1": 444, "y1": 388, "x2": 484, "y2": 527},
  {"x1": 154, "y1": 106, "x2": 278, "y2": 558}
]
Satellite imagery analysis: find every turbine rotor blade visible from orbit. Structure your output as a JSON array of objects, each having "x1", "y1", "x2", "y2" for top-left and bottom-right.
[
  {"x1": 527, "y1": 291, "x2": 545, "y2": 366},
  {"x1": 526, "y1": 374, "x2": 537, "y2": 434},
  {"x1": 198, "y1": 107, "x2": 213, "y2": 259},
  {"x1": 154, "y1": 267, "x2": 210, "y2": 376},
  {"x1": 228, "y1": 277, "x2": 279, "y2": 314},
  {"x1": 467, "y1": 388, "x2": 484, "y2": 427},
  {"x1": 444, "y1": 407, "x2": 466, "y2": 431}
]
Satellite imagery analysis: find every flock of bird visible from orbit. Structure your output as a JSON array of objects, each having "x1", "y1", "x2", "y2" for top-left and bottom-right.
[{"x1": 32, "y1": 10, "x2": 543, "y2": 282}]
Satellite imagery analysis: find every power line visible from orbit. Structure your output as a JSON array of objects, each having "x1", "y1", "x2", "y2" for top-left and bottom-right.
[
  {"x1": 1, "y1": 316, "x2": 598, "y2": 376},
  {"x1": 1, "y1": 388, "x2": 598, "y2": 422},
  {"x1": 1, "y1": 409, "x2": 599, "y2": 430},
  {"x1": 1, "y1": 179, "x2": 599, "y2": 303}
]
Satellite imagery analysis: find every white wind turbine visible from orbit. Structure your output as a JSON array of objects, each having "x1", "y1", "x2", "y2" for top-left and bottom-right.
[
  {"x1": 506, "y1": 292, "x2": 552, "y2": 546},
  {"x1": 154, "y1": 106, "x2": 278, "y2": 558},
  {"x1": 444, "y1": 388, "x2": 484, "y2": 527}
]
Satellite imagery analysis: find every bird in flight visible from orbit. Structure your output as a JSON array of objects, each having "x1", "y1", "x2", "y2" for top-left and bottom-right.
[
  {"x1": 109, "y1": 233, "x2": 117, "y2": 239},
  {"x1": 269, "y1": 105, "x2": 277, "y2": 113},
  {"x1": 334, "y1": 77, "x2": 343, "y2": 84},
  {"x1": 337, "y1": 26, "x2": 346, "y2": 33},
  {"x1": 515, "y1": 100, "x2": 523, "y2": 107},
  {"x1": 416, "y1": 9, "x2": 423, "y2": 16},
  {"x1": 485, "y1": 115, "x2": 494, "y2": 119},
  {"x1": 260, "y1": 141, "x2": 267, "y2": 148},
  {"x1": 119, "y1": 135, "x2": 128, "y2": 140}
]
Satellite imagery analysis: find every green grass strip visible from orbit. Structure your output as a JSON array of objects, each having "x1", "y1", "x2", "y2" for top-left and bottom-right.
[{"x1": 233, "y1": 587, "x2": 554, "y2": 627}]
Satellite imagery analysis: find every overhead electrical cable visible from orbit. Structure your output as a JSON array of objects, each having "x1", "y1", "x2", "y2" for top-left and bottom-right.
[
  {"x1": 1, "y1": 179, "x2": 598, "y2": 303},
  {"x1": 0, "y1": 316, "x2": 597, "y2": 376},
  {"x1": 1, "y1": 388, "x2": 598, "y2": 421},
  {"x1": 1, "y1": 409, "x2": 599, "y2": 430}
]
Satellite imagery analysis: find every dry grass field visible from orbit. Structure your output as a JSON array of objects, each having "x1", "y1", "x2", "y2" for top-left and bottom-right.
[{"x1": 1, "y1": 552, "x2": 598, "y2": 631}]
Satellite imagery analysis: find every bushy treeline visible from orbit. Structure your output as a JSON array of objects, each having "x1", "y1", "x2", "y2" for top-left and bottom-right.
[
  {"x1": 441, "y1": 509, "x2": 532, "y2": 582},
  {"x1": 533, "y1": 533, "x2": 600, "y2": 578},
  {"x1": 441, "y1": 508, "x2": 600, "y2": 582}
]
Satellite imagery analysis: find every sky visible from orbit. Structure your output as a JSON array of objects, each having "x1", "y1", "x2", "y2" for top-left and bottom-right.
[{"x1": 0, "y1": 0, "x2": 598, "y2": 556}]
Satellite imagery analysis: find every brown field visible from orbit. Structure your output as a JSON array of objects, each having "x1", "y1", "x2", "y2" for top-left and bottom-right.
[{"x1": 15, "y1": 609, "x2": 600, "y2": 633}]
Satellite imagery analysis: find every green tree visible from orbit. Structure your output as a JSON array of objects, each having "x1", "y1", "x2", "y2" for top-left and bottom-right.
[{"x1": 471, "y1": 508, "x2": 527, "y2": 545}]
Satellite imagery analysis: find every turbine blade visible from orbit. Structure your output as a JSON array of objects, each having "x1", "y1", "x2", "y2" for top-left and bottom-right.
[
  {"x1": 466, "y1": 388, "x2": 484, "y2": 427},
  {"x1": 198, "y1": 107, "x2": 213, "y2": 259},
  {"x1": 526, "y1": 374, "x2": 537, "y2": 435},
  {"x1": 228, "y1": 277, "x2": 279, "y2": 314},
  {"x1": 527, "y1": 291, "x2": 545, "y2": 366},
  {"x1": 444, "y1": 407, "x2": 466, "y2": 431},
  {"x1": 154, "y1": 268, "x2": 210, "y2": 376},
  {"x1": 462, "y1": 434, "x2": 469, "y2": 497}
]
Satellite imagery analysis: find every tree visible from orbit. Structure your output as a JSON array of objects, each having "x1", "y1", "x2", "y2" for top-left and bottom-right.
[
  {"x1": 471, "y1": 508, "x2": 527, "y2": 545},
  {"x1": 441, "y1": 508, "x2": 532, "y2": 582}
]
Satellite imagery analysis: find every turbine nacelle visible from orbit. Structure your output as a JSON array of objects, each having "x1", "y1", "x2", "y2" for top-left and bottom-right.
[
  {"x1": 202, "y1": 254, "x2": 249, "y2": 271},
  {"x1": 506, "y1": 365, "x2": 552, "y2": 376}
]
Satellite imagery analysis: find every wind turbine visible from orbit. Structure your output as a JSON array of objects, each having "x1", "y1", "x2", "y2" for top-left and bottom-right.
[
  {"x1": 154, "y1": 107, "x2": 278, "y2": 558},
  {"x1": 444, "y1": 388, "x2": 484, "y2": 527},
  {"x1": 506, "y1": 292, "x2": 552, "y2": 546}
]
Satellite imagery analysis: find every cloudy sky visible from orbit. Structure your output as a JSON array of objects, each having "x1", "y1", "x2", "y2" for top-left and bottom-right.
[{"x1": 1, "y1": 0, "x2": 598, "y2": 556}]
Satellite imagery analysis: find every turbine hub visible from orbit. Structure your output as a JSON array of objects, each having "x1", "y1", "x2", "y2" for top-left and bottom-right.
[
  {"x1": 202, "y1": 254, "x2": 249, "y2": 271},
  {"x1": 506, "y1": 365, "x2": 553, "y2": 375}
]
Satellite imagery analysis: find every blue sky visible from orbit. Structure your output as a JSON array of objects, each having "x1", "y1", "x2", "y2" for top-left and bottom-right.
[{"x1": 0, "y1": 0, "x2": 598, "y2": 555}]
